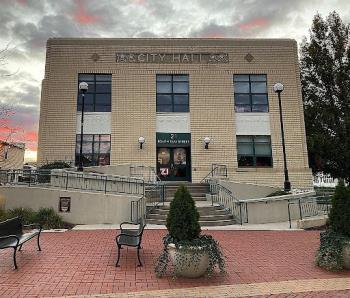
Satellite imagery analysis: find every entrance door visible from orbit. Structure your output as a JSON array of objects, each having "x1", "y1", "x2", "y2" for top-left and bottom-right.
[{"x1": 157, "y1": 147, "x2": 190, "y2": 181}]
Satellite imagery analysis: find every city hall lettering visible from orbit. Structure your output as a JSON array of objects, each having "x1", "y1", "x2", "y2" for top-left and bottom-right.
[{"x1": 116, "y1": 53, "x2": 229, "y2": 64}]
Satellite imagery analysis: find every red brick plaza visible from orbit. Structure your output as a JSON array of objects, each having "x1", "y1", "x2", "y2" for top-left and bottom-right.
[{"x1": 0, "y1": 230, "x2": 349, "y2": 297}]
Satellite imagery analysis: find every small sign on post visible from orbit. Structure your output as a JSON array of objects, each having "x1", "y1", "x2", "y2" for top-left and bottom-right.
[{"x1": 59, "y1": 197, "x2": 71, "y2": 213}]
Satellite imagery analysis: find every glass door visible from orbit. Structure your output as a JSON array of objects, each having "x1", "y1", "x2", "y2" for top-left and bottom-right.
[{"x1": 157, "y1": 147, "x2": 190, "y2": 181}]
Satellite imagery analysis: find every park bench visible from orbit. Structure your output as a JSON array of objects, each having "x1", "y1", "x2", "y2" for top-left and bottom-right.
[
  {"x1": 0, "y1": 217, "x2": 42, "y2": 269},
  {"x1": 115, "y1": 218, "x2": 146, "y2": 267}
]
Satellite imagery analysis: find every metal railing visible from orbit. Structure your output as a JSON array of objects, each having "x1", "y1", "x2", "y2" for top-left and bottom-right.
[
  {"x1": 200, "y1": 164, "x2": 228, "y2": 183},
  {"x1": 0, "y1": 169, "x2": 145, "y2": 196},
  {"x1": 130, "y1": 182, "x2": 166, "y2": 223},
  {"x1": 208, "y1": 179, "x2": 248, "y2": 225},
  {"x1": 129, "y1": 165, "x2": 161, "y2": 182},
  {"x1": 287, "y1": 195, "x2": 332, "y2": 228}
]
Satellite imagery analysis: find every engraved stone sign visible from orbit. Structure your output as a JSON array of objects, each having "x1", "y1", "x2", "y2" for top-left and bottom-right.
[{"x1": 116, "y1": 53, "x2": 229, "y2": 64}]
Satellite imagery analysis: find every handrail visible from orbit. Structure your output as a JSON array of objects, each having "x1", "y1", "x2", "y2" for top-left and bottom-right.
[
  {"x1": 0, "y1": 169, "x2": 145, "y2": 196},
  {"x1": 129, "y1": 165, "x2": 162, "y2": 182},
  {"x1": 207, "y1": 179, "x2": 248, "y2": 225},
  {"x1": 287, "y1": 195, "x2": 332, "y2": 229},
  {"x1": 130, "y1": 182, "x2": 166, "y2": 222},
  {"x1": 200, "y1": 164, "x2": 228, "y2": 183}
]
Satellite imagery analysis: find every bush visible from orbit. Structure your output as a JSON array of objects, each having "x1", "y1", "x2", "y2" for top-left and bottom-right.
[
  {"x1": 328, "y1": 181, "x2": 350, "y2": 237},
  {"x1": 316, "y1": 181, "x2": 350, "y2": 271},
  {"x1": 35, "y1": 207, "x2": 64, "y2": 229},
  {"x1": 166, "y1": 185, "x2": 201, "y2": 242},
  {"x1": 39, "y1": 161, "x2": 71, "y2": 170},
  {"x1": 36, "y1": 161, "x2": 71, "y2": 183},
  {"x1": 0, "y1": 207, "x2": 65, "y2": 229},
  {"x1": 6, "y1": 207, "x2": 36, "y2": 225},
  {"x1": 155, "y1": 185, "x2": 225, "y2": 277},
  {"x1": 316, "y1": 230, "x2": 345, "y2": 271}
]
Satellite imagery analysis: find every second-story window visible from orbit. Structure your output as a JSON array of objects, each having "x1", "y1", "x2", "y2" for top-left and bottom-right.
[
  {"x1": 234, "y1": 74, "x2": 268, "y2": 112},
  {"x1": 156, "y1": 75, "x2": 189, "y2": 112},
  {"x1": 77, "y1": 74, "x2": 112, "y2": 112}
]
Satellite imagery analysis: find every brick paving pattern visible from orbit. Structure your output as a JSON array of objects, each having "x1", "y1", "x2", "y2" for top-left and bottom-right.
[{"x1": 0, "y1": 230, "x2": 349, "y2": 297}]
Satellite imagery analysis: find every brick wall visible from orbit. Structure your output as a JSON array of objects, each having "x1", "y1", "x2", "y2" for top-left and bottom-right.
[{"x1": 37, "y1": 38, "x2": 313, "y2": 188}]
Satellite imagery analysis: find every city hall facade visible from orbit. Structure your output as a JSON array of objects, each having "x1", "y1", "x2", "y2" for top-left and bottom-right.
[{"x1": 38, "y1": 38, "x2": 313, "y2": 188}]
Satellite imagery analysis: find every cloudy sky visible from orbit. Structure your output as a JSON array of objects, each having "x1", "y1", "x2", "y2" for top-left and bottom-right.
[{"x1": 0, "y1": 0, "x2": 349, "y2": 162}]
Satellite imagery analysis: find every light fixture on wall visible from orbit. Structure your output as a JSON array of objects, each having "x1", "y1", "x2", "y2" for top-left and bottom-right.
[
  {"x1": 273, "y1": 82, "x2": 291, "y2": 192},
  {"x1": 138, "y1": 136, "x2": 145, "y2": 149},
  {"x1": 78, "y1": 81, "x2": 89, "y2": 172},
  {"x1": 203, "y1": 137, "x2": 211, "y2": 149}
]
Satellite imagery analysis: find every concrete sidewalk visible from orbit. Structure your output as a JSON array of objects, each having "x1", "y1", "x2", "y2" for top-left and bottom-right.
[{"x1": 72, "y1": 220, "x2": 301, "y2": 231}]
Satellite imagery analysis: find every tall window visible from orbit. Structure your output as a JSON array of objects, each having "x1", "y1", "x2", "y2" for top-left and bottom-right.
[
  {"x1": 237, "y1": 136, "x2": 272, "y2": 167},
  {"x1": 75, "y1": 134, "x2": 111, "y2": 166},
  {"x1": 234, "y1": 75, "x2": 268, "y2": 112},
  {"x1": 156, "y1": 75, "x2": 189, "y2": 112},
  {"x1": 77, "y1": 74, "x2": 112, "y2": 112}
]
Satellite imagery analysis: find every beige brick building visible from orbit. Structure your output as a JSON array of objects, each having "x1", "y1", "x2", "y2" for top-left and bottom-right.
[
  {"x1": 0, "y1": 141, "x2": 25, "y2": 170},
  {"x1": 37, "y1": 38, "x2": 313, "y2": 188}
]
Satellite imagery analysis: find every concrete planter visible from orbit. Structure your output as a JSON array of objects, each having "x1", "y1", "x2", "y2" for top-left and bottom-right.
[
  {"x1": 168, "y1": 243, "x2": 209, "y2": 278},
  {"x1": 342, "y1": 241, "x2": 350, "y2": 269}
]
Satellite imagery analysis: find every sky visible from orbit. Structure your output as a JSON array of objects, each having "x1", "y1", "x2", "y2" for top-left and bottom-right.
[{"x1": 0, "y1": 0, "x2": 349, "y2": 162}]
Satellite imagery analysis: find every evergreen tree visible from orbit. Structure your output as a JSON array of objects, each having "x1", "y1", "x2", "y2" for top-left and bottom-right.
[
  {"x1": 166, "y1": 185, "x2": 201, "y2": 242},
  {"x1": 300, "y1": 12, "x2": 350, "y2": 183},
  {"x1": 328, "y1": 180, "x2": 350, "y2": 237}
]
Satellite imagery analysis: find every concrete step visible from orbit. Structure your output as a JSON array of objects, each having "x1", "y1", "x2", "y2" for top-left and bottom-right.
[
  {"x1": 151, "y1": 208, "x2": 227, "y2": 216},
  {"x1": 164, "y1": 197, "x2": 207, "y2": 202},
  {"x1": 147, "y1": 213, "x2": 233, "y2": 221},
  {"x1": 146, "y1": 219, "x2": 236, "y2": 226}
]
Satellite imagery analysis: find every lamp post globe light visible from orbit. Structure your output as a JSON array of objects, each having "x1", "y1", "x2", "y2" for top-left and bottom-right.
[
  {"x1": 78, "y1": 82, "x2": 88, "y2": 172},
  {"x1": 138, "y1": 136, "x2": 145, "y2": 149},
  {"x1": 273, "y1": 82, "x2": 291, "y2": 192},
  {"x1": 204, "y1": 136, "x2": 211, "y2": 150}
]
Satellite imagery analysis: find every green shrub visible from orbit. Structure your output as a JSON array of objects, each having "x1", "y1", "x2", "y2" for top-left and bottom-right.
[
  {"x1": 328, "y1": 181, "x2": 350, "y2": 237},
  {"x1": 166, "y1": 185, "x2": 201, "y2": 242},
  {"x1": 35, "y1": 207, "x2": 64, "y2": 229},
  {"x1": 0, "y1": 208, "x2": 8, "y2": 221},
  {"x1": 39, "y1": 161, "x2": 71, "y2": 170},
  {"x1": 6, "y1": 207, "x2": 36, "y2": 225},
  {"x1": 155, "y1": 185, "x2": 225, "y2": 277},
  {"x1": 316, "y1": 230, "x2": 345, "y2": 271},
  {"x1": 38, "y1": 161, "x2": 71, "y2": 183}
]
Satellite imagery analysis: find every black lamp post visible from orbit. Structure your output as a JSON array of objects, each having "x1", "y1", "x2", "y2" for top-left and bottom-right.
[
  {"x1": 78, "y1": 81, "x2": 88, "y2": 171},
  {"x1": 273, "y1": 82, "x2": 291, "y2": 192}
]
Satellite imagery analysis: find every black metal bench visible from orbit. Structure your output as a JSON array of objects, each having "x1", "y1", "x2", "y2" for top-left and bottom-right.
[
  {"x1": 115, "y1": 218, "x2": 146, "y2": 267},
  {"x1": 0, "y1": 217, "x2": 42, "y2": 269}
]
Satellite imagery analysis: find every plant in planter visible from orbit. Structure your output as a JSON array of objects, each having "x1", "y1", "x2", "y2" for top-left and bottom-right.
[
  {"x1": 154, "y1": 185, "x2": 225, "y2": 278},
  {"x1": 316, "y1": 180, "x2": 350, "y2": 270}
]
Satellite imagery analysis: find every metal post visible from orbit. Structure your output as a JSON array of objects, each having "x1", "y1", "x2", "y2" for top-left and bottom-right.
[
  {"x1": 66, "y1": 172, "x2": 69, "y2": 190},
  {"x1": 287, "y1": 201, "x2": 292, "y2": 229},
  {"x1": 104, "y1": 176, "x2": 107, "y2": 194},
  {"x1": 239, "y1": 202, "x2": 243, "y2": 225},
  {"x1": 277, "y1": 91, "x2": 291, "y2": 192},
  {"x1": 78, "y1": 91, "x2": 86, "y2": 172},
  {"x1": 298, "y1": 199, "x2": 303, "y2": 220}
]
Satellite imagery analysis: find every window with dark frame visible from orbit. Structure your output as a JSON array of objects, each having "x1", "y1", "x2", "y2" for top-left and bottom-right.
[
  {"x1": 77, "y1": 74, "x2": 111, "y2": 112},
  {"x1": 156, "y1": 75, "x2": 189, "y2": 112},
  {"x1": 234, "y1": 74, "x2": 268, "y2": 112},
  {"x1": 237, "y1": 135, "x2": 272, "y2": 167},
  {"x1": 75, "y1": 134, "x2": 111, "y2": 167}
]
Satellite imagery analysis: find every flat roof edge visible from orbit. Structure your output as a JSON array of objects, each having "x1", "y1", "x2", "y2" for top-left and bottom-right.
[{"x1": 47, "y1": 38, "x2": 297, "y2": 47}]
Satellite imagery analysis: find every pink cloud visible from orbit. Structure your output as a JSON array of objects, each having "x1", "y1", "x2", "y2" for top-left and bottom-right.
[
  {"x1": 73, "y1": 0, "x2": 100, "y2": 24},
  {"x1": 16, "y1": 0, "x2": 27, "y2": 5},
  {"x1": 133, "y1": 0, "x2": 146, "y2": 5},
  {"x1": 239, "y1": 18, "x2": 269, "y2": 30}
]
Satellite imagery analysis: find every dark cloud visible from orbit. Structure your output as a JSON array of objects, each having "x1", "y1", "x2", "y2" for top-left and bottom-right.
[{"x1": 0, "y1": 0, "x2": 349, "y2": 154}]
